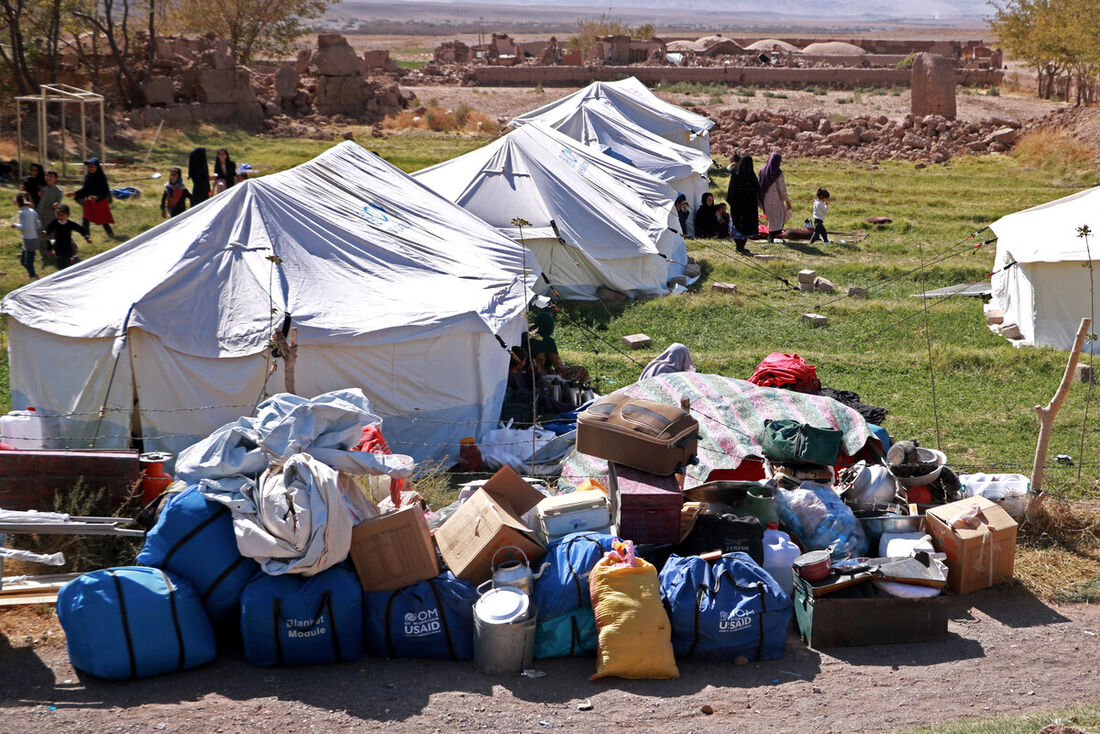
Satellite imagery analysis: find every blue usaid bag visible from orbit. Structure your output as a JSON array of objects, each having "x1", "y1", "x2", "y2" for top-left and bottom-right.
[
  {"x1": 659, "y1": 552, "x2": 791, "y2": 661},
  {"x1": 136, "y1": 486, "x2": 260, "y2": 623},
  {"x1": 239, "y1": 565, "x2": 363, "y2": 667},
  {"x1": 57, "y1": 566, "x2": 216, "y2": 679},
  {"x1": 363, "y1": 572, "x2": 477, "y2": 660},
  {"x1": 531, "y1": 532, "x2": 615, "y2": 658}
]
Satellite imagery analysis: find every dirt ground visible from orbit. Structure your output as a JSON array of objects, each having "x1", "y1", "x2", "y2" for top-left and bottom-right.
[
  {"x1": 1, "y1": 587, "x2": 1098, "y2": 733},
  {"x1": 408, "y1": 84, "x2": 1065, "y2": 130}
]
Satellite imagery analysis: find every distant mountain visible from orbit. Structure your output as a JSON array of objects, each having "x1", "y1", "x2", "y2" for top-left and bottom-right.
[{"x1": 380, "y1": 0, "x2": 991, "y2": 20}]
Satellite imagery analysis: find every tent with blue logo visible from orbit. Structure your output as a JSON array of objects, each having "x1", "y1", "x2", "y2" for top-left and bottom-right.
[{"x1": 1, "y1": 141, "x2": 539, "y2": 465}]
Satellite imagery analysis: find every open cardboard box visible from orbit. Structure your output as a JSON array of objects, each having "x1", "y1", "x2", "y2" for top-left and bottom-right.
[
  {"x1": 434, "y1": 466, "x2": 547, "y2": 584},
  {"x1": 925, "y1": 495, "x2": 1017, "y2": 595}
]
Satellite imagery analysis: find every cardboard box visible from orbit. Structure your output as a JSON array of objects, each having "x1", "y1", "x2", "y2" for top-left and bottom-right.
[
  {"x1": 349, "y1": 505, "x2": 440, "y2": 592},
  {"x1": 434, "y1": 466, "x2": 546, "y2": 584},
  {"x1": 925, "y1": 496, "x2": 1017, "y2": 595}
]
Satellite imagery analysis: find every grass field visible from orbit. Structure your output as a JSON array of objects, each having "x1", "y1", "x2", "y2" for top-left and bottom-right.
[{"x1": 2, "y1": 125, "x2": 1098, "y2": 502}]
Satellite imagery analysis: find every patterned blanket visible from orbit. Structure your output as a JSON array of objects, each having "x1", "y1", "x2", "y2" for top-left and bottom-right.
[{"x1": 561, "y1": 372, "x2": 879, "y2": 490}]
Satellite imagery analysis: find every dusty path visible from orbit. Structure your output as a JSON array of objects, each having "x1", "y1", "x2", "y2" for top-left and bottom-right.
[{"x1": 2, "y1": 587, "x2": 1098, "y2": 733}]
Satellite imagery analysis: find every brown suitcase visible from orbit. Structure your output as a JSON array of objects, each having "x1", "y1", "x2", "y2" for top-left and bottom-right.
[{"x1": 576, "y1": 395, "x2": 700, "y2": 476}]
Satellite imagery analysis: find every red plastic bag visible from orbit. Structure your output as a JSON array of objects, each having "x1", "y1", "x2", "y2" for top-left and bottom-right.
[
  {"x1": 352, "y1": 425, "x2": 404, "y2": 505},
  {"x1": 748, "y1": 353, "x2": 821, "y2": 394}
]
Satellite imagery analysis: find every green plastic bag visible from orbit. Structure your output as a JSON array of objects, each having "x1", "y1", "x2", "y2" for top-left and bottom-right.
[{"x1": 761, "y1": 419, "x2": 843, "y2": 467}]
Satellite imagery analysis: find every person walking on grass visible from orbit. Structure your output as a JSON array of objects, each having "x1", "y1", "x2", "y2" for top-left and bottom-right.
[
  {"x1": 10, "y1": 193, "x2": 41, "y2": 279},
  {"x1": 188, "y1": 147, "x2": 211, "y2": 204},
  {"x1": 44, "y1": 204, "x2": 89, "y2": 270},
  {"x1": 808, "y1": 188, "x2": 830, "y2": 245},
  {"x1": 161, "y1": 168, "x2": 193, "y2": 218},
  {"x1": 757, "y1": 152, "x2": 791, "y2": 243},
  {"x1": 37, "y1": 169, "x2": 63, "y2": 267},
  {"x1": 67, "y1": 157, "x2": 116, "y2": 240},
  {"x1": 726, "y1": 154, "x2": 759, "y2": 256}
]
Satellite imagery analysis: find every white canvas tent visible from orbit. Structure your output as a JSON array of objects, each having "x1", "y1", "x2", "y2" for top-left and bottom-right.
[
  {"x1": 0, "y1": 141, "x2": 539, "y2": 463},
  {"x1": 509, "y1": 76, "x2": 715, "y2": 156},
  {"x1": 413, "y1": 123, "x2": 684, "y2": 300},
  {"x1": 988, "y1": 186, "x2": 1100, "y2": 353},
  {"x1": 546, "y1": 98, "x2": 713, "y2": 225}
]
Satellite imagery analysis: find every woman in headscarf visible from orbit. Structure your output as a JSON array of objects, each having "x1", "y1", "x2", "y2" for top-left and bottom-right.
[
  {"x1": 22, "y1": 164, "x2": 46, "y2": 208},
  {"x1": 212, "y1": 147, "x2": 236, "y2": 195},
  {"x1": 530, "y1": 311, "x2": 562, "y2": 373},
  {"x1": 640, "y1": 343, "x2": 696, "y2": 381},
  {"x1": 726, "y1": 154, "x2": 760, "y2": 255},
  {"x1": 757, "y1": 152, "x2": 791, "y2": 243},
  {"x1": 693, "y1": 192, "x2": 720, "y2": 239},
  {"x1": 188, "y1": 147, "x2": 211, "y2": 204},
  {"x1": 67, "y1": 157, "x2": 114, "y2": 239},
  {"x1": 160, "y1": 167, "x2": 192, "y2": 218}
]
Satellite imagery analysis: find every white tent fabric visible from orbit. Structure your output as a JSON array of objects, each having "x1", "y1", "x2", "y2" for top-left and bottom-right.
[
  {"x1": 413, "y1": 123, "x2": 683, "y2": 299},
  {"x1": 547, "y1": 98, "x2": 712, "y2": 216},
  {"x1": 1, "y1": 141, "x2": 539, "y2": 463},
  {"x1": 510, "y1": 77, "x2": 715, "y2": 155},
  {"x1": 988, "y1": 186, "x2": 1100, "y2": 353}
]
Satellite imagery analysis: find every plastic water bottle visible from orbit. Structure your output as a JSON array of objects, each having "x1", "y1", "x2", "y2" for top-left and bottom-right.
[
  {"x1": 763, "y1": 522, "x2": 800, "y2": 596},
  {"x1": 0, "y1": 407, "x2": 46, "y2": 449}
]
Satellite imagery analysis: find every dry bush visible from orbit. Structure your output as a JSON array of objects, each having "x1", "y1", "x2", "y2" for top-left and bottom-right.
[
  {"x1": 1014, "y1": 498, "x2": 1100, "y2": 601},
  {"x1": 1013, "y1": 128, "x2": 1100, "y2": 182},
  {"x1": 383, "y1": 105, "x2": 499, "y2": 134}
]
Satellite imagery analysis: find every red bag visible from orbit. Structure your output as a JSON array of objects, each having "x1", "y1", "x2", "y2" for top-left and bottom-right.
[
  {"x1": 748, "y1": 353, "x2": 821, "y2": 394},
  {"x1": 352, "y1": 425, "x2": 404, "y2": 505}
]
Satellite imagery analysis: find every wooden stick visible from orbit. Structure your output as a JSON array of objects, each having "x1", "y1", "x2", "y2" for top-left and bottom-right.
[
  {"x1": 271, "y1": 327, "x2": 298, "y2": 395},
  {"x1": 1029, "y1": 317, "x2": 1092, "y2": 517}
]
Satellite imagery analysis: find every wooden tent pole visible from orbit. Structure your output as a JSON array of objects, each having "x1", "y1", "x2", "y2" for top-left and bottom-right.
[{"x1": 1028, "y1": 316, "x2": 1091, "y2": 517}]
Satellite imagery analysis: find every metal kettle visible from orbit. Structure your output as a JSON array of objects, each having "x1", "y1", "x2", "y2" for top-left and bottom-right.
[{"x1": 476, "y1": 546, "x2": 549, "y2": 597}]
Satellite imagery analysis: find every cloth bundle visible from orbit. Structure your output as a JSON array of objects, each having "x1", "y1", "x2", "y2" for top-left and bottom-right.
[{"x1": 748, "y1": 353, "x2": 821, "y2": 394}]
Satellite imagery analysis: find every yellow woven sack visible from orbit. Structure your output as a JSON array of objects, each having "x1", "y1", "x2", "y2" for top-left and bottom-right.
[{"x1": 589, "y1": 555, "x2": 679, "y2": 680}]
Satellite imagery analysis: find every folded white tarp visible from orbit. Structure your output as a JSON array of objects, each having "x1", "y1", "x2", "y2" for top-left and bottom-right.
[
  {"x1": 1, "y1": 142, "x2": 539, "y2": 463},
  {"x1": 510, "y1": 77, "x2": 715, "y2": 155},
  {"x1": 414, "y1": 123, "x2": 683, "y2": 299}
]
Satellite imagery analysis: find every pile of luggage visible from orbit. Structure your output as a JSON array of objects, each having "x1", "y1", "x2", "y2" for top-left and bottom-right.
[{"x1": 54, "y1": 385, "x2": 1023, "y2": 681}]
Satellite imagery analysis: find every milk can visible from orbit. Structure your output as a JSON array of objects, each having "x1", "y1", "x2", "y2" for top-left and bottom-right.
[{"x1": 472, "y1": 585, "x2": 537, "y2": 675}]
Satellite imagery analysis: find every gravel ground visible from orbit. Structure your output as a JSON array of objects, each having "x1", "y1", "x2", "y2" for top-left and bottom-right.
[{"x1": 2, "y1": 587, "x2": 1099, "y2": 733}]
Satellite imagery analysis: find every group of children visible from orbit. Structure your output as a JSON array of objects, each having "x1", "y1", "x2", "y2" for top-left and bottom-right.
[
  {"x1": 8, "y1": 146, "x2": 248, "y2": 281},
  {"x1": 9, "y1": 161, "x2": 100, "y2": 279}
]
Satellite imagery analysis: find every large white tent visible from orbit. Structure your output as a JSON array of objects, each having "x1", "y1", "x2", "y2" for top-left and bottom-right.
[
  {"x1": 988, "y1": 186, "x2": 1100, "y2": 353},
  {"x1": 509, "y1": 76, "x2": 716, "y2": 156},
  {"x1": 0, "y1": 142, "x2": 539, "y2": 462},
  {"x1": 546, "y1": 98, "x2": 713, "y2": 225},
  {"x1": 413, "y1": 123, "x2": 684, "y2": 300}
]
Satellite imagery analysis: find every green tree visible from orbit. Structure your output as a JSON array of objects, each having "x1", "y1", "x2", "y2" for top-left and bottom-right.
[{"x1": 174, "y1": 0, "x2": 332, "y2": 64}]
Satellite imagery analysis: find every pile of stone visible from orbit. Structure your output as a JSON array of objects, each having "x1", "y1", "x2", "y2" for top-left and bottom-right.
[
  {"x1": 129, "y1": 33, "x2": 408, "y2": 133},
  {"x1": 706, "y1": 106, "x2": 1024, "y2": 163}
]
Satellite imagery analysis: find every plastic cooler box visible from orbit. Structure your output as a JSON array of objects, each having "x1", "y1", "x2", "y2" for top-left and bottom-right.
[
  {"x1": 609, "y1": 463, "x2": 683, "y2": 545},
  {"x1": 535, "y1": 491, "x2": 612, "y2": 543}
]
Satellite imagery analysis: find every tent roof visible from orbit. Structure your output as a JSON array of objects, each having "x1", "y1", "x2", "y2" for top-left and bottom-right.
[
  {"x1": 509, "y1": 76, "x2": 715, "y2": 139},
  {"x1": 549, "y1": 99, "x2": 714, "y2": 185},
  {"x1": 412, "y1": 123, "x2": 669, "y2": 261},
  {"x1": 801, "y1": 41, "x2": 865, "y2": 55},
  {"x1": 990, "y1": 185, "x2": 1100, "y2": 264},
  {"x1": 1, "y1": 141, "x2": 538, "y2": 358},
  {"x1": 744, "y1": 38, "x2": 800, "y2": 53}
]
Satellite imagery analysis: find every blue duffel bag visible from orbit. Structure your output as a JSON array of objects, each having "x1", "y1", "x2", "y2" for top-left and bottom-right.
[
  {"x1": 363, "y1": 572, "x2": 477, "y2": 660},
  {"x1": 239, "y1": 565, "x2": 363, "y2": 667},
  {"x1": 57, "y1": 566, "x2": 216, "y2": 679},
  {"x1": 531, "y1": 532, "x2": 615, "y2": 659},
  {"x1": 136, "y1": 485, "x2": 260, "y2": 624},
  {"x1": 659, "y1": 552, "x2": 791, "y2": 661}
]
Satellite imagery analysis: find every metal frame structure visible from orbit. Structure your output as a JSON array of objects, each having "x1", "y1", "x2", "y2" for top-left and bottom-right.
[{"x1": 14, "y1": 84, "x2": 106, "y2": 178}]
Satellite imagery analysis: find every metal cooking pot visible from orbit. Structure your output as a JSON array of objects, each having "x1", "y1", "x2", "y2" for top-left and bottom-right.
[
  {"x1": 793, "y1": 550, "x2": 832, "y2": 582},
  {"x1": 855, "y1": 512, "x2": 924, "y2": 547}
]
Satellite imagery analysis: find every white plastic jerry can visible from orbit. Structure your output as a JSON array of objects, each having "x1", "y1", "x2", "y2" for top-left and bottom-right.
[{"x1": 0, "y1": 406, "x2": 47, "y2": 449}]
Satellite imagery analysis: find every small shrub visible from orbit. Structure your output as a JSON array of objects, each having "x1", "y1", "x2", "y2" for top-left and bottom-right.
[
  {"x1": 425, "y1": 107, "x2": 456, "y2": 132},
  {"x1": 805, "y1": 85, "x2": 827, "y2": 96},
  {"x1": 762, "y1": 91, "x2": 788, "y2": 99},
  {"x1": 896, "y1": 53, "x2": 915, "y2": 70},
  {"x1": 681, "y1": 100, "x2": 696, "y2": 108},
  {"x1": 985, "y1": 86, "x2": 1001, "y2": 96},
  {"x1": 836, "y1": 96, "x2": 854, "y2": 104},
  {"x1": 852, "y1": 91, "x2": 863, "y2": 103},
  {"x1": 734, "y1": 86, "x2": 756, "y2": 97},
  {"x1": 532, "y1": 83, "x2": 544, "y2": 94}
]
